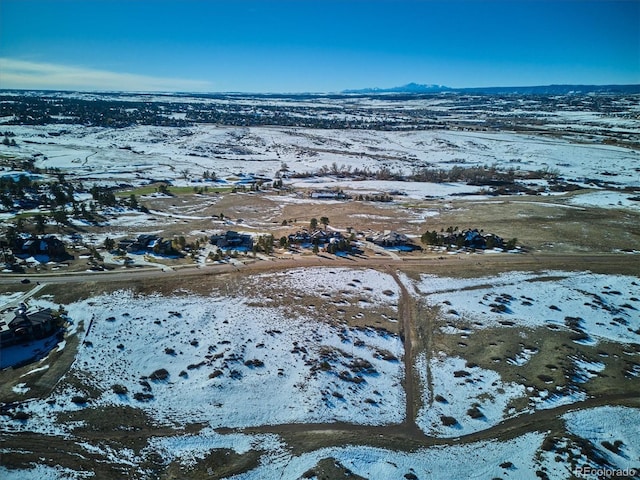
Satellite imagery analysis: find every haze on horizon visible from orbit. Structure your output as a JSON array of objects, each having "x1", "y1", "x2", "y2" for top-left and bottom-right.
[{"x1": 0, "y1": 0, "x2": 638, "y2": 93}]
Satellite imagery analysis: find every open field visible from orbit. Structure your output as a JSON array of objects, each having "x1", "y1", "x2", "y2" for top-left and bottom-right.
[{"x1": 1, "y1": 91, "x2": 639, "y2": 479}]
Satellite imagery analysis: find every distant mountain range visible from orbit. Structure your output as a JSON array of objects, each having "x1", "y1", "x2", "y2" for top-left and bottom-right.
[
  {"x1": 342, "y1": 83, "x2": 640, "y2": 95},
  {"x1": 342, "y1": 82, "x2": 452, "y2": 94}
]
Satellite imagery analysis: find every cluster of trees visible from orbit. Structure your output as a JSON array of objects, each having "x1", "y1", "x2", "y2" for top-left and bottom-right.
[
  {"x1": 289, "y1": 162, "x2": 559, "y2": 188},
  {"x1": 1, "y1": 170, "x2": 152, "y2": 238},
  {"x1": 202, "y1": 170, "x2": 217, "y2": 181},
  {"x1": 421, "y1": 226, "x2": 517, "y2": 251},
  {"x1": 290, "y1": 163, "x2": 403, "y2": 181},
  {"x1": 0, "y1": 174, "x2": 34, "y2": 209},
  {"x1": 0, "y1": 96, "x2": 191, "y2": 128},
  {"x1": 309, "y1": 217, "x2": 330, "y2": 230},
  {"x1": 2, "y1": 131, "x2": 17, "y2": 146},
  {"x1": 156, "y1": 183, "x2": 171, "y2": 195},
  {"x1": 325, "y1": 238, "x2": 353, "y2": 254},
  {"x1": 253, "y1": 235, "x2": 274, "y2": 255},
  {"x1": 408, "y1": 165, "x2": 558, "y2": 184},
  {"x1": 354, "y1": 193, "x2": 393, "y2": 202},
  {"x1": 0, "y1": 94, "x2": 440, "y2": 131},
  {"x1": 192, "y1": 185, "x2": 216, "y2": 194}
]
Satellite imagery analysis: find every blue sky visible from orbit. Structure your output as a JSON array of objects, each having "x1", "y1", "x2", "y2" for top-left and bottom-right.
[{"x1": 1, "y1": 0, "x2": 638, "y2": 92}]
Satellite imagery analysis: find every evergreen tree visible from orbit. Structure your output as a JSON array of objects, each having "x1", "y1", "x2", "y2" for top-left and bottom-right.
[
  {"x1": 104, "y1": 237, "x2": 115, "y2": 251},
  {"x1": 34, "y1": 214, "x2": 47, "y2": 234}
]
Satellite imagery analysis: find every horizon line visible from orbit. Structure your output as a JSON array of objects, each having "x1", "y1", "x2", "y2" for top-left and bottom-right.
[{"x1": 2, "y1": 82, "x2": 640, "y2": 97}]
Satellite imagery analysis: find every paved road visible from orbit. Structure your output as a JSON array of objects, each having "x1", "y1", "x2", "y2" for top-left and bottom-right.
[
  {"x1": 1, "y1": 251, "x2": 638, "y2": 286},
  {"x1": 0, "y1": 282, "x2": 47, "y2": 310}
]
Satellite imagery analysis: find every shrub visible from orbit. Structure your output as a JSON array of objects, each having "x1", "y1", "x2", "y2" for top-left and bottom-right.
[
  {"x1": 375, "y1": 349, "x2": 398, "y2": 362},
  {"x1": 71, "y1": 395, "x2": 88, "y2": 405},
  {"x1": 111, "y1": 384, "x2": 128, "y2": 395},
  {"x1": 440, "y1": 415, "x2": 458, "y2": 426},
  {"x1": 349, "y1": 358, "x2": 376, "y2": 375},
  {"x1": 149, "y1": 368, "x2": 169, "y2": 381},
  {"x1": 537, "y1": 374, "x2": 554, "y2": 383},
  {"x1": 13, "y1": 411, "x2": 30, "y2": 421},
  {"x1": 133, "y1": 392, "x2": 154, "y2": 402},
  {"x1": 541, "y1": 437, "x2": 556, "y2": 451},
  {"x1": 319, "y1": 361, "x2": 332, "y2": 371},
  {"x1": 601, "y1": 440, "x2": 624, "y2": 454},
  {"x1": 467, "y1": 406, "x2": 484, "y2": 419},
  {"x1": 187, "y1": 361, "x2": 205, "y2": 370}
]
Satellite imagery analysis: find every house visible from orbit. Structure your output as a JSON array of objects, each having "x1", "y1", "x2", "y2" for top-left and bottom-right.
[
  {"x1": 210, "y1": 231, "x2": 253, "y2": 251},
  {"x1": 18, "y1": 235, "x2": 67, "y2": 259},
  {"x1": 310, "y1": 190, "x2": 348, "y2": 200},
  {"x1": 287, "y1": 229, "x2": 344, "y2": 247},
  {"x1": 367, "y1": 230, "x2": 413, "y2": 247},
  {"x1": 0, "y1": 304, "x2": 56, "y2": 347},
  {"x1": 118, "y1": 235, "x2": 174, "y2": 255},
  {"x1": 442, "y1": 229, "x2": 504, "y2": 250}
]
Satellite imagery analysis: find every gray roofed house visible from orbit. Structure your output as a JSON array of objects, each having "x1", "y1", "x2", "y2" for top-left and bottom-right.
[{"x1": 0, "y1": 303, "x2": 56, "y2": 347}]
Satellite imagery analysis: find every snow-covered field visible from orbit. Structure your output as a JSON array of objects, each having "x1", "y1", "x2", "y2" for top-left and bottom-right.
[
  {"x1": 568, "y1": 190, "x2": 640, "y2": 210},
  {"x1": 6, "y1": 411, "x2": 638, "y2": 480},
  {"x1": 0, "y1": 431, "x2": 566, "y2": 480},
  {"x1": 231, "y1": 431, "x2": 550, "y2": 480},
  {"x1": 2, "y1": 123, "x2": 638, "y2": 191},
  {"x1": 6, "y1": 290, "x2": 404, "y2": 433},
  {"x1": 411, "y1": 270, "x2": 640, "y2": 439},
  {"x1": 563, "y1": 406, "x2": 640, "y2": 472},
  {"x1": 2, "y1": 267, "x2": 639, "y2": 478},
  {"x1": 416, "y1": 354, "x2": 526, "y2": 437},
  {"x1": 2, "y1": 91, "x2": 639, "y2": 478},
  {"x1": 418, "y1": 270, "x2": 640, "y2": 344},
  {"x1": 253, "y1": 267, "x2": 401, "y2": 310},
  {"x1": 2, "y1": 268, "x2": 409, "y2": 437}
]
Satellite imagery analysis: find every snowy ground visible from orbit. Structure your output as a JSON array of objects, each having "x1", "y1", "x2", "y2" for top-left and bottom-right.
[
  {"x1": 416, "y1": 353, "x2": 526, "y2": 437},
  {"x1": 1, "y1": 268, "x2": 639, "y2": 478},
  {"x1": 563, "y1": 406, "x2": 640, "y2": 472},
  {"x1": 231, "y1": 431, "x2": 550, "y2": 480},
  {"x1": 252, "y1": 267, "x2": 401, "y2": 310},
  {"x1": 568, "y1": 190, "x2": 640, "y2": 210},
  {"x1": 411, "y1": 270, "x2": 640, "y2": 438},
  {"x1": 2, "y1": 123, "x2": 638, "y2": 191},
  {"x1": 6, "y1": 270, "x2": 405, "y2": 433},
  {"x1": 0, "y1": 431, "x2": 555, "y2": 480},
  {"x1": 417, "y1": 270, "x2": 640, "y2": 345}
]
